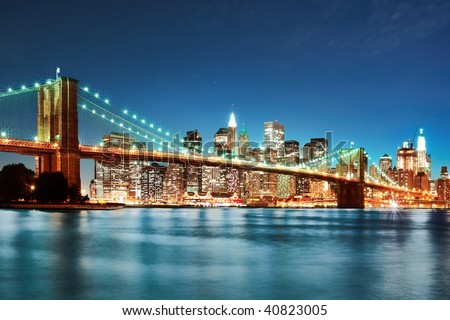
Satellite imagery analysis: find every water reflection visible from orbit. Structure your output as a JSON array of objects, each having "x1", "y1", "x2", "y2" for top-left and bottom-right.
[
  {"x1": 0, "y1": 208, "x2": 449, "y2": 299},
  {"x1": 51, "y1": 213, "x2": 86, "y2": 299},
  {"x1": 427, "y1": 211, "x2": 450, "y2": 299}
]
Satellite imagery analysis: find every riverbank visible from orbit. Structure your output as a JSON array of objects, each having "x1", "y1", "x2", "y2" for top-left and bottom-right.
[{"x1": 2, "y1": 203, "x2": 125, "y2": 210}]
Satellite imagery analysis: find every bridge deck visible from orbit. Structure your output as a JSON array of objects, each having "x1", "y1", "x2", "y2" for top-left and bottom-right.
[{"x1": 0, "y1": 138, "x2": 422, "y2": 196}]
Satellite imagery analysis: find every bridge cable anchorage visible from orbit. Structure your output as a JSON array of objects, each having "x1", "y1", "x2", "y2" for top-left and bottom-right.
[{"x1": 79, "y1": 85, "x2": 174, "y2": 139}]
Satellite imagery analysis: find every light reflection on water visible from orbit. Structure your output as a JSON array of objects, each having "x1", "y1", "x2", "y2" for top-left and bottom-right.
[{"x1": 0, "y1": 207, "x2": 449, "y2": 299}]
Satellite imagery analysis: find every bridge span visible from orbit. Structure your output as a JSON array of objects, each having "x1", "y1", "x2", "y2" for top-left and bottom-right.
[{"x1": 0, "y1": 76, "x2": 426, "y2": 208}]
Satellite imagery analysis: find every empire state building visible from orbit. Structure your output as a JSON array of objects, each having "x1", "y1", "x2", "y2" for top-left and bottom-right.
[{"x1": 417, "y1": 128, "x2": 431, "y2": 176}]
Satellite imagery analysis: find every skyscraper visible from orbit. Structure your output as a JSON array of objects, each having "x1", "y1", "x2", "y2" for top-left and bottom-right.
[
  {"x1": 417, "y1": 128, "x2": 431, "y2": 176},
  {"x1": 379, "y1": 154, "x2": 392, "y2": 173},
  {"x1": 141, "y1": 163, "x2": 167, "y2": 202},
  {"x1": 183, "y1": 129, "x2": 202, "y2": 155},
  {"x1": 227, "y1": 112, "x2": 238, "y2": 156},
  {"x1": 164, "y1": 163, "x2": 184, "y2": 203},
  {"x1": 437, "y1": 166, "x2": 450, "y2": 201},
  {"x1": 264, "y1": 121, "x2": 285, "y2": 157},
  {"x1": 94, "y1": 132, "x2": 137, "y2": 200},
  {"x1": 239, "y1": 125, "x2": 249, "y2": 158},
  {"x1": 302, "y1": 138, "x2": 328, "y2": 161},
  {"x1": 214, "y1": 128, "x2": 228, "y2": 156},
  {"x1": 284, "y1": 140, "x2": 300, "y2": 164},
  {"x1": 397, "y1": 141, "x2": 417, "y2": 172}
]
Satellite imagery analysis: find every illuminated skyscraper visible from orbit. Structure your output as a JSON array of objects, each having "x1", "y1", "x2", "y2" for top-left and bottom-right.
[
  {"x1": 239, "y1": 125, "x2": 249, "y2": 158},
  {"x1": 437, "y1": 166, "x2": 450, "y2": 201},
  {"x1": 417, "y1": 128, "x2": 431, "y2": 176},
  {"x1": 264, "y1": 121, "x2": 285, "y2": 157},
  {"x1": 94, "y1": 132, "x2": 140, "y2": 200},
  {"x1": 141, "y1": 163, "x2": 166, "y2": 202},
  {"x1": 284, "y1": 140, "x2": 300, "y2": 164},
  {"x1": 214, "y1": 128, "x2": 228, "y2": 156},
  {"x1": 397, "y1": 141, "x2": 417, "y2": 172},
  {"x1": 227, "y1": 112, "x2": 238, "y2": 156},
  {"x1": 302, "y1": 138, "x2": 328, "y2": 161},
  {"x1": 379, "y1": 154, "x2": 392, "y2": 173},
  {"x1": 183, "y1": 129, "x2": 202, "y2": 155},
  {"x1": 164, "y1": 164, "x2": 184, "y2": 202}
]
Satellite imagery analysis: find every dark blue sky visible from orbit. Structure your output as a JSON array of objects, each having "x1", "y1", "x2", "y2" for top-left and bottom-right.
[{"x1": 1, "y1": 0, "x2": 450, "y2": 184}]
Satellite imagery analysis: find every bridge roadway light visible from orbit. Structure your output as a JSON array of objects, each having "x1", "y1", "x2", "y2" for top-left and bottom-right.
[
  {"x1": 7, "y1": 88, "x2": 12, "y2": 92},
  {"x1": 34, "y1": 83, "x2": 39, "y2": 88},
  {"x1": 1, "y1": 132, "x2": 6, "y2": 138},
  {"x1": 21, "y1": 85, "x2": 26, "y2": 90}
]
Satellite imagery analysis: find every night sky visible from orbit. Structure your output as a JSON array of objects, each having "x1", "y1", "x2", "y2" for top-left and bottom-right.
[{"x1": 1, "y1": 0, "x2": 450, "y2": 185}]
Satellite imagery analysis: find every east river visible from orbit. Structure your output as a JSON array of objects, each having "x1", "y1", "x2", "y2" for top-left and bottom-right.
[{"x1": 0, "y1": 207, "x2": 449, "y2": 299}]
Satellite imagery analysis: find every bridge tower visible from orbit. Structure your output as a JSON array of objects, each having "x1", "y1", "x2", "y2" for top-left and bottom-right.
[
  {"x1": 36, "y1": 77, "x2": 80, "y2": 188},
  {"x1": 336, "y1": 148, "x2": 365, "y2": 209}
]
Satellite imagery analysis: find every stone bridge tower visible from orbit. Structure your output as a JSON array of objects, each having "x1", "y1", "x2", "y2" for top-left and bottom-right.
[{"x1": 36, "y1": 77, "x2": 80, "y2": 188}]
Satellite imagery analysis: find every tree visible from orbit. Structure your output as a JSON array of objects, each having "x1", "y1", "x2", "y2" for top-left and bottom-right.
[
  {"x1": 35, "y1": 172, "x2": 69, "y2": 204},
  {"x1": 68, "y1": 184, "x2": 81, "y2": 203},
  {"x1": 0, "y1": 163, "x2": 35, "y2": 202}
]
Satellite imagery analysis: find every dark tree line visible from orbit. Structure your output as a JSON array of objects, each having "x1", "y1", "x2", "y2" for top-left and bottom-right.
[
  {"x1": 0, "y1": 163, "x2": 87, "y2": 204},
  {"x1": 0, "y1": 163, "x2": 35, "y2": 202}
]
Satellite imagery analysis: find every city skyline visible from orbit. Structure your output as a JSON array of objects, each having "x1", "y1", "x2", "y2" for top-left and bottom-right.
[{"x1": 1, "y1": 0, "x2": 450, "y2": 184}]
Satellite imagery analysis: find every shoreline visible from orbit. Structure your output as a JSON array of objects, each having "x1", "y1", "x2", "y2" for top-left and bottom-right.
[
  {"x1": 2, "y1": 203, "x2": 125, "y2": 210},
  {"x1": 1, "y1": 203, "x2": 446, "y2": 211}
]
